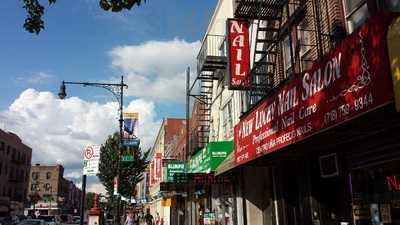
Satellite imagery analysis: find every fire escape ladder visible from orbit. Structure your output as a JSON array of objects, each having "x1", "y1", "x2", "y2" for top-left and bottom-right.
[
  {"x1": 245, "y1": 0, "x2": 284, "y2": 107},
  {"x1": 189, "y1": 34, "x2": 227, "y2": 155},
  {"x1": 197, "y1": 72, "x2": 213, "y2": 149}
]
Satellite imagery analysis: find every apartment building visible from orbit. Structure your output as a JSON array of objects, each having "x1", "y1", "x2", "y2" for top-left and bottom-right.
[
  {"x1": 0, "y1": 129, "x2": 32, "y2": 216},
  {"x1": 26, "y1": 164, "x2": 81, "y2": 215},
  {"x1": 147, "y1": 118, "x2": 186, "y2": 225}
]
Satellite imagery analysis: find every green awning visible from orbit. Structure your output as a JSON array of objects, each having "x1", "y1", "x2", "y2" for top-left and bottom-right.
[{"x1": 188, "y1": 141, "x2": 233, "y2": 173}]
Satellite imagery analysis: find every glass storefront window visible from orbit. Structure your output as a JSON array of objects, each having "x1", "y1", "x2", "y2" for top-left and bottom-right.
[{"x1": 351, "y1": 160, "x2": 400, "y2": 225}]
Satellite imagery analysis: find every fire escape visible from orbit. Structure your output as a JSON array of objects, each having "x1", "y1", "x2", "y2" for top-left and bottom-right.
[
  {"x1": 188, "y1": 35, "x2": 227, "y2": 155},
  {"x1": 234, "y1": 0, "x2": 332, "y2": 108}
]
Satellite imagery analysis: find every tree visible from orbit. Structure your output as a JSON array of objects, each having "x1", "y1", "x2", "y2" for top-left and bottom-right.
[
  {"x1": 97, "y1": 132, "x2": 149, "y2": 199},
  {"x1": 85, "y1": 192, "x2": 96, "y2": 209},
  {"x1": 22, "y1": 0, "x2": 147, "y2": 34}
]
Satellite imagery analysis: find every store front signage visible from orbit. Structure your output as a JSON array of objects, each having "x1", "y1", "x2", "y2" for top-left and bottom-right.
[
  {"x1": 166, "y1": 161, "x2": 186, "y2": 182},
  {"x1": 234, "y1": 13, "x2": 398, "y2": 165},
  {"x1": 173, "y1": 173, "x2": 232, "y2": 184},
  {"x1": 227, "y1": 19, "x2": 250, "y2": 90},
  {"x1": 149, "y1": 153, "x2": 162, "y2": 186},
  {"x1": 188, "y1": 141, "x2": 233, "y2": 173},
  {"x1": 386, "y1": 175, "x2": 400, "y2": 191}
]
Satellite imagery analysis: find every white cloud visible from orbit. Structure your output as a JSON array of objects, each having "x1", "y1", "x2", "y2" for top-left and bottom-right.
[
  {"x1": 1, "y1": 88, "x2": 160, "y2": 174},
  {"x1": 86, "y1": 183, "x2": 107, "y2": 195},
  {"x1": 109, "y1": 38, "x2": 200, "y2": 102},
  {"x1": 16, "y1": 72, "x2": 53, "y2": 85}
]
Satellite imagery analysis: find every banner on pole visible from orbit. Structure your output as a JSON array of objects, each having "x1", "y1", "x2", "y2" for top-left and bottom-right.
[{"x1": 123, "y1": 112, "x2": 139, "y2": 138}]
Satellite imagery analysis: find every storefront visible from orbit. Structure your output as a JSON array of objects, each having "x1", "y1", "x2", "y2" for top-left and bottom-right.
[
  {"x1": 228, "y1": 12, "x2": 400, "y2": 225},
  {"x1": 185, "y1": 141, "x2": 235, "y2": 225}
]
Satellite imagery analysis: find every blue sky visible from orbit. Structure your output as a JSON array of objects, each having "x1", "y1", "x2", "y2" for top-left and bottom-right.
[
  {"x1": 0, "y1": 0, "x2": 215, "y2": 110},
  {"x1": 0, "y1": 0, "x2": 216, "y2": 192}
]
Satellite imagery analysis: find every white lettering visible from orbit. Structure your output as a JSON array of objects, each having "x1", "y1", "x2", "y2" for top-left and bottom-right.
[
  {"x1": 232, "y1": 35, "x2": 244, "y2": 47},
  {"x1": 230, "y1": 21, "x2": 244, "y2": 34}
]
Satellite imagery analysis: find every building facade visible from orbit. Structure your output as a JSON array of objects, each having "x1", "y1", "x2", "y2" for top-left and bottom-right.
[
  {"x1": 0, "y1": 129, "x2": 32, "y2": 216},
  {"x1": 26, "y1": 164, "x2": 81, "y2": 215},
  {"x1": 147, "y1": 118, "x2": 186, "y2": 225},
  {"x1": 190, "y1": 1, "x2": 400, "y2": 225}
]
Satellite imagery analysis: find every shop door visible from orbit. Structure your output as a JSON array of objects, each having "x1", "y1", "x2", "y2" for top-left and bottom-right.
[
  {"x1": 351, "y1": 160, "x2": 400, "y2": 225},
  {"x1": 276, "y1": 162, "x2": 302, "y2": 225},
  {"x1": 310, "y1": 157, "x2": 352, "y2": 225}
]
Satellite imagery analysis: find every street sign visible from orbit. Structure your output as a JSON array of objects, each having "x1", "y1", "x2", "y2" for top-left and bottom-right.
[
  {"x1": 122, "y1": 138, "x2": 140, "y2": 148},
  {"x1": 83, "y1": 145, "x2": 101, "y2": 176},
  {"x1": 122, "y1": 155, "x2": 134, "y2": 162}
]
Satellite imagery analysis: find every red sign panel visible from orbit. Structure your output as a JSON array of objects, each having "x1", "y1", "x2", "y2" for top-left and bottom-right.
[
  {"x1": 155, "y1": 153, "x2": 162, "y2": 181},
  {"x1": 149, "y1": 161, "x2": 155, "y2": 187},
  {"x1": 227, "y1": 19, "x2": 250, "y2": 89},
  {"x1": 234, "y1": 13, "x2": 397, "y2": 165},
  {"x1": 149, "y1": 153, "x2": 162, "y2": 187}
]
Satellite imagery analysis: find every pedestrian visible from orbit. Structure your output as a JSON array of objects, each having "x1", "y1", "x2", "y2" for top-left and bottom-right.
[
  {"x1": 144, "y1": 208, "x2": 154, "y2": 225},
  {"x1": 124, "y1": 212, "x2": 134, "y2": 225},
  {"x1": 155, "y1": 212, "x2": 160, "y2": 225},
  {"x1": 133, "y1": 213, "x2": 140, "y2": 225}
]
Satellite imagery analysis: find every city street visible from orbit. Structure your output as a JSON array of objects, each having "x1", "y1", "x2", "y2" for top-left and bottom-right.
[{"x1": 1, "y1": 1, "x2": 400, "y2": 225}]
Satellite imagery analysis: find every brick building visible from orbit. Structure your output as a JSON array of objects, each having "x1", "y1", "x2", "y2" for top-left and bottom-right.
[
  {"x1": 0, "y1": 129, "x2": 32, "y2": 216},
  {"x1": 27, "y1": 164, "x2": 81, "y2": 215}
]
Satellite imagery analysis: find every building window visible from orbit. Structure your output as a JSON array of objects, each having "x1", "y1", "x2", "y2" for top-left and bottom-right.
[
  {"x1": 9, "y1": 167, "x2": 14, "y2": 180},
  {"x1": 4, "y1": 164, "x2": 8, "y2": 176},
  {"x1": 282, "y1": 35, "x2": 293, "y2": 77},
  {"x1": 343, "y1": 0, "x2": 369, "y2": 33},
  {"x1": 11, "y1": 148, "x2": 16, "y2": 160},
  {"x1": 0, "y1": 162, "x2": 2, "y2": 176},
  {"x1": 31, "y1": 184, "x2": 37, "y2": 191},
  {"x1": 6, "y1": 146, "x2": 10, "y2": 155},
  {"x1": 46, "y1": 172, "x2": 51, "y2": 179},
  {"x1": 32, "y1": 172, "x2": 39, "y2": 180},
  {"x1": 44, "y1": 183, "x2": 52, "y2": 192},
  {"x1": 221, "y1": 100, "x2": 233, "y2": 139},
  {"x1": 0, "y1": 142, "x2": 4, "y2": 151}
]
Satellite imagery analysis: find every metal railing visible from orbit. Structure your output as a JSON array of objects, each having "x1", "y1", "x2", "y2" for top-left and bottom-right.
[{"x1": 197, "y1": 34, "x2": 226, "y2": 73}]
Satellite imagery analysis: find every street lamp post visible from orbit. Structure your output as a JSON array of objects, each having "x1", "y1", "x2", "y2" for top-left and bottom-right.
[{"x1": 58, "y1": 76, "x2": 127, "y2": 225}]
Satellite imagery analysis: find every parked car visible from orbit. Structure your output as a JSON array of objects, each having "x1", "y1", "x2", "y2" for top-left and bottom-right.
[
  {"x1": 36, "y1": 216, "x2": 58, "y2": 225},
  {"x1": 57, "y1": 215, "x2": 73, "y2": 224},
  {"x1": 12, "y1": 215, "x2": 27, "y2": 225},
  {"x1": 0, "y1": 217, "x2": 12, "y2": 225},
  {"x1": 16, "y1": 219, "x2": 45, "y2": 225}
]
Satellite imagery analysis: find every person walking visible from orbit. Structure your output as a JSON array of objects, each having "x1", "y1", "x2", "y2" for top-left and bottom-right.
[
  {"x1": 124, "y1": 212, "x2": 134, "y2": 225},
  {"x1": 155, "y1": 212, "x2": 160, "y2": 225},
  {"x1": 144, "y1": 209, "x2": 154, "y2": 225}
]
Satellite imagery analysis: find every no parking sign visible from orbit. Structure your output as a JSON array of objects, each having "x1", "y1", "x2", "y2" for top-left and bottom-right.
[{"x1": 83, "y1": 145, "x2": 101, "y2": 175}]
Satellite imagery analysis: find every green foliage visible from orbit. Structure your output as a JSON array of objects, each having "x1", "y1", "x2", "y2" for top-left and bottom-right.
[
  {"x1": 97, "y1": 132, "x2": 149, "y2": 198},
  {"x1": 86, "y1": 192, "x2": 95, "y2": 209},
  {"x1": 21, "y1": 0, "x2": 146, "y2": 34}
]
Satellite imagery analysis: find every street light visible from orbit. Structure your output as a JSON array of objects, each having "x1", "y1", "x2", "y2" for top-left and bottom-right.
[{"x1": 58, "y1": 76, "x2": 128, "y2": 225}]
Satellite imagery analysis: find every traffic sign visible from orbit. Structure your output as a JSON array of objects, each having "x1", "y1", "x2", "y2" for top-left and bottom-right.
[{"x1": 83, "y1": 145, "x2": 101, "y2": 176}]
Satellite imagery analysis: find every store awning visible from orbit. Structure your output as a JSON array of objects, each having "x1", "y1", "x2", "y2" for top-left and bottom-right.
[
  {"x1": 188, "y1": 141, "x2": 233, "y2": 173},
  {"x1": 214, "y1": 152, "x2": 236, "y2": 176}
]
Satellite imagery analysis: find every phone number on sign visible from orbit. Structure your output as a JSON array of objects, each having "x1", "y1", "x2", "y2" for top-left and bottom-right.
[{"x1": 324, "y1": 92, "x2": 373, "y2": 125}]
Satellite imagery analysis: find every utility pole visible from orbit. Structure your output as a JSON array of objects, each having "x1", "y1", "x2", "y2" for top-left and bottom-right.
[{"x1": 58, "y1": 76, "x2": 127, "y2": 225}]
